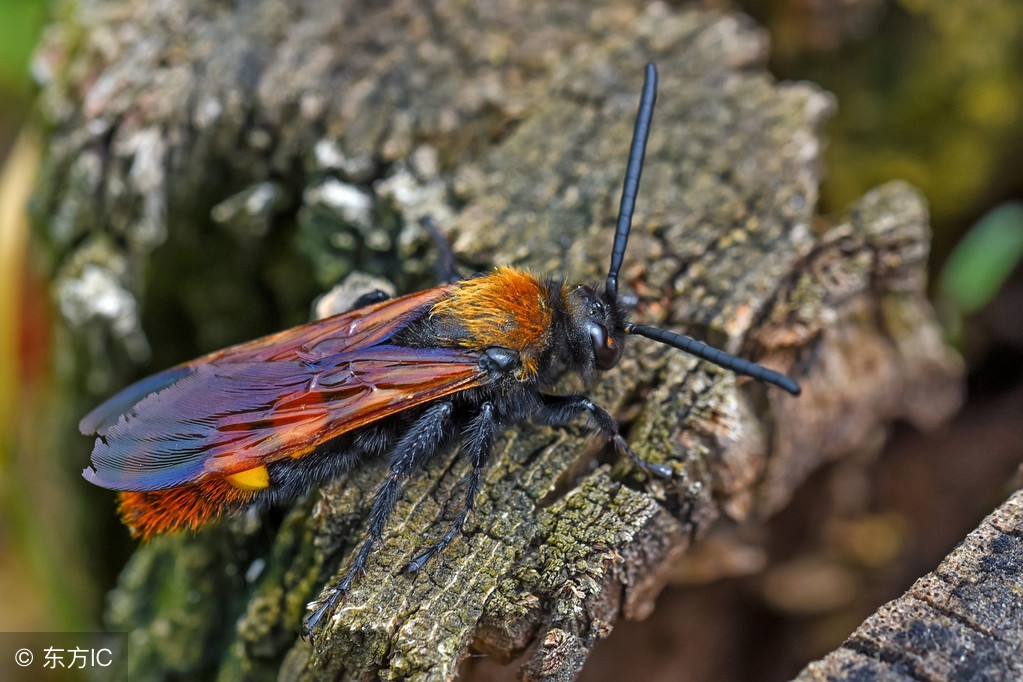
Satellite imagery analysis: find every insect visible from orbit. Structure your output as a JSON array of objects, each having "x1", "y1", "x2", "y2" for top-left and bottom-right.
[{"x1": 80, "y1": 63, "x2": 800, "y2": 636}]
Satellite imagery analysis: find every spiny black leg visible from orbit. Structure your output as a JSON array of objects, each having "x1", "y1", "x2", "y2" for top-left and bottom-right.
[
  {"x1": 419, "y1": 215, "x2": 462, "y2": 283},
  {"x1": 535, "y1": 394, "x2": 673, "y2": 479},
  {"x1": 406, "y1": 402, "x2": 498, "y2": 574},
  {"x1": 350, "y1": 289, "x2": 391, "y2": 309},
  {"x1": 302, "y1": 401, "x2": 454, "y2": 637}
]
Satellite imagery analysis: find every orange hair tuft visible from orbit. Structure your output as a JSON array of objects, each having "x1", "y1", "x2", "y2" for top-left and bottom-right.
[
  {"x1": 117, "y1": 478, "x2": 256, "y2": 540},
  {"x1": 430, "y1": 268, "x2": 552, "y2": 378}
]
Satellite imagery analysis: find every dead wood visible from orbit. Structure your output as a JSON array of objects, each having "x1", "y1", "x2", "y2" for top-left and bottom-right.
[
  {"x1": 794, "y1": 489, "x2": 1023, "y2": 681},
  {"x1": 38, "y1": 0, "x2": 963, "y2": 680}
]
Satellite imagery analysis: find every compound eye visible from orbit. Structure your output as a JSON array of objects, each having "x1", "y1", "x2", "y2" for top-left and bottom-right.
[{"x1": 587, "y1": 322, "x2": 621, "y2": 370}]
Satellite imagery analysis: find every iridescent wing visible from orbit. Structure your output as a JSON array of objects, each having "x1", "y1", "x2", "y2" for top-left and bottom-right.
[
  {"x1": 81, "y1": 286, "x2": 486, "y2": 491},
  {"x1": 80, "y1": 286, "x2": 455, "y2": 434}
]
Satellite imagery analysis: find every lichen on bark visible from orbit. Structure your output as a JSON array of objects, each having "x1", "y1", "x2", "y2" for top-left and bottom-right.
[{"x1": 35, "y1": 0, "x2": 964, "y2": 680}]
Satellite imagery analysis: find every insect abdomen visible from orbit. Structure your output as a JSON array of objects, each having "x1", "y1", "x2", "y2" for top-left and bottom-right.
[{"x1": 117, "y1": 478, "x2": 259, "y2": 540}]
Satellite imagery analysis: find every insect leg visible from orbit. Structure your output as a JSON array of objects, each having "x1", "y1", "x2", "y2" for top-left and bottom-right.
[
  {"x1": 419, "y1": 215, "x2": 462, "y2": 283},
  {"x1": 535, "y1": 394, "x2": 673, "y2": 479},
  {"x1": 406, "y1": 402, "x2": 498, "y2": 574},
  {"x1": 302, "y1": 401, "x2": 455, "y2": 637},
  {"x1": 350, "y1": 289, "x2": 392, "y2": 309}
]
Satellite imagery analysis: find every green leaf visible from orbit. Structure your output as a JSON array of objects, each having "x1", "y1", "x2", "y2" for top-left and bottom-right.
[
  {"x1": 940, "y1": 202, "x2": 1023, "y2": 314},
  {"x1": 0, "y1": 0, "x2": 48, "y2": 94}
]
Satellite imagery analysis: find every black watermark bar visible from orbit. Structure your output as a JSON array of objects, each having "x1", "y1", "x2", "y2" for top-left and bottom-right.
[{"x1": 0, "y1": 633, "x2": 126, "y2": 681}]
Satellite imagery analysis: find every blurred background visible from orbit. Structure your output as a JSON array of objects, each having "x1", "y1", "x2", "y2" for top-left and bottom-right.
[{"x1": 1, "y1": 0, "x2": 1021, "y2": 680}]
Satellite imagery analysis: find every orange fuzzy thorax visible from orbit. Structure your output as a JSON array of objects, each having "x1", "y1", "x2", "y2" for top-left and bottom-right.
[
  {"x1": 430, "y1": 267, "x2": 553, "y2": 379},
  {"x1": 117, "y1": 479, "x2": 257, "y2": 540}
]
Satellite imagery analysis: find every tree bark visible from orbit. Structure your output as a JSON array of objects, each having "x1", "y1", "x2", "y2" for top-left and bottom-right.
[
  {"x1": 795, "y1": 489, "x2": 1023, "y2": 681},
  {"x1": 36, "y1": 0, "x2": 964, "y2": 680}
]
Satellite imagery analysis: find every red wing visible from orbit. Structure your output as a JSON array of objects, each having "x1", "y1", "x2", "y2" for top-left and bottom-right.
[
  {"x1": 80, "y1": 285, "x2": 487, "y2": 492},
  {"x1": 80, "y1": 285, "x2": 455, "y2": 435},
  {"x1": 84, "y1": 345, "x2": 485, "y2": 491}
]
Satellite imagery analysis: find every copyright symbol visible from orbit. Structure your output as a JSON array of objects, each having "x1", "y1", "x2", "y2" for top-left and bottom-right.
[{"x1": 14, "y1": 648, "x2": 33, "y2": 666}]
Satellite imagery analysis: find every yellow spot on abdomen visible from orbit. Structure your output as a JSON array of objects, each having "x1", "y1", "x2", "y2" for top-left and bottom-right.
[{"x1": 226, "y1": 465, "x2": 270, "y2": 490}]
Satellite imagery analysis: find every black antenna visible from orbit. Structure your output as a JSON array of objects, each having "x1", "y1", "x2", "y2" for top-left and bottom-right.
[
  {"x1": 607, "y1": 62, "x2": 657, "y2": 298},
  {"x1": 626, "y1": 324, "x2": 801, "y2": 395},
  {"x1": 609, "y1": 63, "x2": 801, "y2": 396}
]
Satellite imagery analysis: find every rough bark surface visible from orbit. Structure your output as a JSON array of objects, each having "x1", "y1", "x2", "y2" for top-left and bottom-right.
[
  {"x1": 794, "y1": 489, "x2": 1023, "y2": 682},
  {"x1": 37, "y1": 0, "x2": 965, "y2": 680}
]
